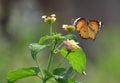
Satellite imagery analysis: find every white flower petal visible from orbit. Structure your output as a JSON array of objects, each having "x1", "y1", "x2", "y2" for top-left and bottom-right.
[
  {"x1": 51, "y1": 14, "x2": 56, "y2": 17},
  {"x1": 42, "y1": 15, "x2": 46, "y2": 18}
]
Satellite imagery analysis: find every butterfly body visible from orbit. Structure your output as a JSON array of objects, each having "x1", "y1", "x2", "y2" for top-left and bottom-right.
[{"x1": 73, "y1": 17, "x2": 102, "y2": 39}]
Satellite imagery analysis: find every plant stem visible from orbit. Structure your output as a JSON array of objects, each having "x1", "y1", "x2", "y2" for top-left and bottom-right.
[
  {"x1": 57, "y1": 50, "x2": 71, "y2": 67},
  {"x1": 43, "y1": 23, "x2": 54, "y2": 83},
  {"x1": 47, "y1": 50, "x2": 54, "y2": 71},
  {"x1": 35, "y1": 56, "x2": 44, "y2": 79},
  {"x1": 43, "y1": 79, "x2": 47, "y2": 83},
  {"x1": 50, "y1": 24, "x2": 52, "y2": 36},
  {"x1": 47, "y1": 40, "x2": 57, "y2": 71},
  {"x1": 55, "y1": 42, "x2": 63, "y2": 50},
  {"x1": 65, "y1": 50, "x2": 71, "y2": 57},
  {"x1": 53, "y1": 42, "x2": 63, "y2": 54}
]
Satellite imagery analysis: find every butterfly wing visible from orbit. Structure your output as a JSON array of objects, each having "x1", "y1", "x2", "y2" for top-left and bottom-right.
[
  {"x1": 88, "y1": 20, "x2": 101, "y2": 39},
  {"x1": 89, "y1": 20, "x2": 101, "y2": 33},
  {"x1": 79, "y1": 25, "x2": 89, "y2": 38},
  {"x1": 73, "y1": 17, "x2": 90, "y2": 38},
  {"x1": 73, "y1": 17, "x2": 86, "y2": 31},
  {"x1": 74, "y1": 18, "x2": 102, "y2": 39}
]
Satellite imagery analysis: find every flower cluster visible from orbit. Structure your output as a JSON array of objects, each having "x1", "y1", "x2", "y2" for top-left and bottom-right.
[
  {"x1": 42, "y1": 14, "x2": 56, "y2": 24},
  {"x1": 64, "y1": 39, "x2": 80, "y2": 51},
  {"x1": 7, "y1": 13, "x2": 87, "y2": 83},
  {"x1": 62, "y1": 24, "x2": 75, "y2": 32}
]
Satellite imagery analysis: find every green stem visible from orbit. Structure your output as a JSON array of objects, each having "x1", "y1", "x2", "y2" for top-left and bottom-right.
[
  {"x1": 35, "y1": 56, "x2": 44, "y2": 79},
  {"x1": 50, "y1": 24, "x2": 52, "y2": 36},
  {"x1": 43, "y1": 79, "x2": 47, "y2": 83},
  {"x1": 47, "y1": 40, "x2": 57, "y2": 71},
  {"x1": 44, "y1": 41, "x2": 56, "y2": 83},
  {"x1": 47, "y1": 50, "x2": 54, "y2": 71},
  {"x1": 65, "y1": 50, "x2": 71, "y2": 57},
  {"x1": 57, "y1": 50, "x2": 71, "y2": 67},
  {"x1": 55, "y1": 42, "x2": 63, "y2": 50},
  {"x1": 54, "y1": 42, "x2": 63, "y2": 54}
]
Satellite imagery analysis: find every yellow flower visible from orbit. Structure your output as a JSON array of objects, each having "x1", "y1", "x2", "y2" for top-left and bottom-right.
[
  {"x1": 42, "y1": 14, "x2": 56, "y2": 24},
  {"x1": 62, "y1": 24, "x2": 75, "y2": 32},
  {"x1": 64, "y1": 39, "x2": 80, "y2": 51}
]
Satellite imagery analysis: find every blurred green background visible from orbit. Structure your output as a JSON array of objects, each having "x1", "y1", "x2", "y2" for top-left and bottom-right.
[{"x1": 0, "y1": 0, "x2": 120, "y2": 83}]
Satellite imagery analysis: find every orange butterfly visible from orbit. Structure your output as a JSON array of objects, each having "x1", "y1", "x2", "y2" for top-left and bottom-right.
[{"x1": 73, "y1": 17, "x2": 102, "y2": 39}]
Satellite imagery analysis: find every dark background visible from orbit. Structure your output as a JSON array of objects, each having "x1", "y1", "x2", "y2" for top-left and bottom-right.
[{"x1": 0, "y1": 0, "x2": 120, "y2": 83}]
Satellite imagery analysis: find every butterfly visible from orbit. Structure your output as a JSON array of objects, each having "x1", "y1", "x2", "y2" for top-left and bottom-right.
[{"x1": 73, "y1": 17, "x2": 102, "y2": 39}]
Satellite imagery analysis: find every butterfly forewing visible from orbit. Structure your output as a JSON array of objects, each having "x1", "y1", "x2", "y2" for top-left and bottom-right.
[{"x1": 73, "y1": 18, "x2": 87, "y2": 31}]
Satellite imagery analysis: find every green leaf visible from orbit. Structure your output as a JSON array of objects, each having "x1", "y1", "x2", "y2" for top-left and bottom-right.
[
  {"x1": 60, "y1": 47, "x2": 86, "y2": 74},
  {"x1": 64, "y1": 67, "x2": 73, "y2": 78},
  {"x1": 29, "y1": 43, "x2": 47, "y2": 60},
  {"x1": 39, "y1": 33, "x2": 66, "y2": 44},
  {"x1": 55, "y1": 77, "x2": 75, "y2": 83},
  {"x1": 52, "y1": 33, "x2": 65, "y2": 41},
  {"x1": 68, "y1": 78, "x2": 75, "y2": 83},
  {"x1": 39, "y1": 35, "x2": 52, "y2": 44},
  {"x1": 53, "y1": 67, "x2": 74, "y2": 83},
  {"x1": 55, "y1": 78, "x2": 68, "y2": 83},
  {"x1": 65, "y1": 34, "x2": 77, "y2": 42},
  {"x1": 7, "y1": 67, "x2": 39, "y2": 83},
  {"x1": 53, "y1": 68, "x2": 66, "y2": 76},
  {"x1": 44, "y1": 70, "x2": 53, "y2": 80}
]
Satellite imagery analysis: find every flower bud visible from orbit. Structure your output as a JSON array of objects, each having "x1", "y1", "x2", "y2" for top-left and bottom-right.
[
  {"x1": 42, "y1": 14, "x2": 56, "y2": 24},
  {"x1": 62, "y1": 24, "x2": 75, "y2": 32},
  {"x1": 64, "y1": 39, "x2": 80, "y2": 51}
]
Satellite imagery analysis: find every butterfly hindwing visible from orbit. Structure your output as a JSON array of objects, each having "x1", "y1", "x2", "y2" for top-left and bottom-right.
[
  {"x1": 89, "y1": 20, "x2": 100, "y2": 33},
  {"x1": 79, "y1": 25, "x2": 89, "y2": 38}
]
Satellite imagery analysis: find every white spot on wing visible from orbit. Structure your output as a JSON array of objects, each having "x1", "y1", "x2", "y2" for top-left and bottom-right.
[
  {"x1": 73, "y1": 17, "x2": 82, "y2": 26},
  {"x1": 98, "y1": 21, "x2": 102, "y2": 30}
]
